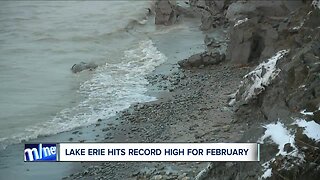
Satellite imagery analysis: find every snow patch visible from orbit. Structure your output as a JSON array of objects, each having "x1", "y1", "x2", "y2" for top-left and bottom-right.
[
  {"x1": 294, "y1": 119, "x2": 320, "y2": 142},
  {"x1": 300, "y1": 109, "x2": 314, "y2": 116},
  {"x1": 234, "y1": 18, "x2": 248, "y2": 27},
  {"x1": 312, "y1": 0, "x2": 320, "y2": 9},
  {"x1": 258, "y1": 121, "x2": 297, "y2": 156},
  {"x1": 232, "y1": 50, "x2": 289, "y2": 103},
  {"x1": 260, "y1": 160, "x2": 274, "y2": 180},
  {"x1": 292, "y1": 21, "x2": 304, "y2": 31},
  {"x1": 228, "y1": 98, "x2": 236, "y2": 106},
  {"x1": 260, "y1": 168, "x2": 272, "y2": 179},
  {"x1": 258, "y1": 121, "x2": 307, "y2": 179}
]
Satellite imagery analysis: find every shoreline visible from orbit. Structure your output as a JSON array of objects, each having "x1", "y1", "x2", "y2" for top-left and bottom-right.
[
  {"x1": 63, "y1": 4, "x2": 251, "y2": 179},
  {"x1": 65, "y1": 65, "x2": 250, "y2": 179},
  {"x1": 2, "y1": 1, "x2": 319, "y2": 179},
  {"x1": 64, "y1": 37, "x2": 250, "y2": 180},
  {"x1": 64, "y1": 1, "x2": 320, "y2": 179},
  {"x1": 0, "y1": 15, "x2": 207, "y2": 180}
]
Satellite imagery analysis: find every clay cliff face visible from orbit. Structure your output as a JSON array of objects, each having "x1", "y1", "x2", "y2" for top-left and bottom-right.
[
  {"x1": 225, "y1": 2, "x2": 320, "y2": 123},
  {"x1": 176, "y1": 1, "x2": 319, "y2": 179},
  {"x1": 183, "y1": 0, "x2": 319, "y2": 121},
  {"x1": 226, "y1": 1, "x2": 304, "y2": 65},
  {"x1": 218, "y1": 2, "x2": 319, "y2": 179}
]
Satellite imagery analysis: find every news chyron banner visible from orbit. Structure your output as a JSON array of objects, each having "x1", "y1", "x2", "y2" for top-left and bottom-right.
[{"x1": 24, "y1": 143, "x2": 260, "y2": 162}]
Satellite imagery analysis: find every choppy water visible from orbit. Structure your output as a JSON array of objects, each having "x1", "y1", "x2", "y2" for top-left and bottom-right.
[
  {"x1": 0, "y1": 1, "x2": 208, "y2": 179},
  {"x1": 0, "y1": 1, "x2": 165, "y2": 148}
]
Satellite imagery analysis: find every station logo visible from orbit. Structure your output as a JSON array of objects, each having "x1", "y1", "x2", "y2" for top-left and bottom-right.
[{"x1": 24, "y1": 144, "x2": 57, "y2": 162}]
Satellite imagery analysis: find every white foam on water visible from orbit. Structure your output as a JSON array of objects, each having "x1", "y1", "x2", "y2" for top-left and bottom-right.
[{"x1": 0, "y1": 40, "x2": 166, "y2": 149}]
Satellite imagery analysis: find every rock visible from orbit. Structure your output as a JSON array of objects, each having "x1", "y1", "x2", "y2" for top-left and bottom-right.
[
  {"x1": 222, "y1": 125, "x2": 230, "y2": 132},
  {"x1": 224, "y1": 0, "x2": 307, "y2": 66},
  {"x1": 181, "y1": 177, "x2": 190, "y2": 180},
  {"x1": 175, "y1": 4, "x2": 200, "y2": 18},
  {"x1": 227, "y1": 18, "x2": 257, "y2": 64},
  {"x1": 179, "y1": 53, "x2": 202, "y2": 67},
  {"x1": 313, "y1": 110, "x2": 320, "y2": 124},
  {"x1": 278, "y1": 21, "x2": 290, "y2": 33},
  {"x1": 304, "y1": 8, "x2": 320, "y2": 29},
  {"x1": 227, "y1": 17, "x2": 280, "y2": 65},
  {"x1": 235, "y1": 50, "x2": 289, "y2": 106},
  {"x1": 155, "y1": 0, "x2": 178, "y2": 25},
  {"x1": 177, "y1": 173, "x2": 187, "y2": 179},
  {"x1": 283, "y1": 143, "x2": 294, "y2": 153},
  {"x1": 311, "y1": 41, "x2": 320, "y2": 56},
  {"x1": 132, "y1": 171, "x2": 140, "y2": 177},
  {"x1": 152, "y1": 175, "x2": 163, "y2": 180},
  {"x1": 189, "y1": 0, "x2": 231, "y2": 30},
  {"x1": 200, "y1": 13, "x2": 217, "y2": 31},
  {"x1": 204, "y1": 35, "x2": 221, "y2": 48},
  {"x1": 71, "y1": 62, "x2": 98, "y2": 73},
  {"x1": 178, "y1": 51, "x2": 225, "y2": 68},
  {"x1": 226, "y1": 1, "x2": 301, "y2": 22}
]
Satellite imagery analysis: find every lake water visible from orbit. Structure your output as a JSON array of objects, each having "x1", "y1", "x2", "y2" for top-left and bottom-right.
[
  {"x1": 0, "y1": 1, "x2": 207, "y2": 179},
  {"x1": 0, "y1": 0, "x2": 165, "y2": 149}
]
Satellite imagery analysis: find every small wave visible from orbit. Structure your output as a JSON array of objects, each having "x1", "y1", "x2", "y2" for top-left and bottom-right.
[
  {"x1": 0, "y1": 39, "x2": 166, "y2": 149},
  {"x1": 124, "y1": 17, "x2": 149, "y2": 31},
  {"x1": 152, "y1": 24, "x2": 188, "y2": 35},
  {"x1": 62, "y1": 11, "x2": 151, "y2": 42},
  {"x1": 35, "y1": 37, "x2": 61, "y2": 42},
  {"x1": 96, "y1": 16, "x2": 150, "y2": 37}
]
